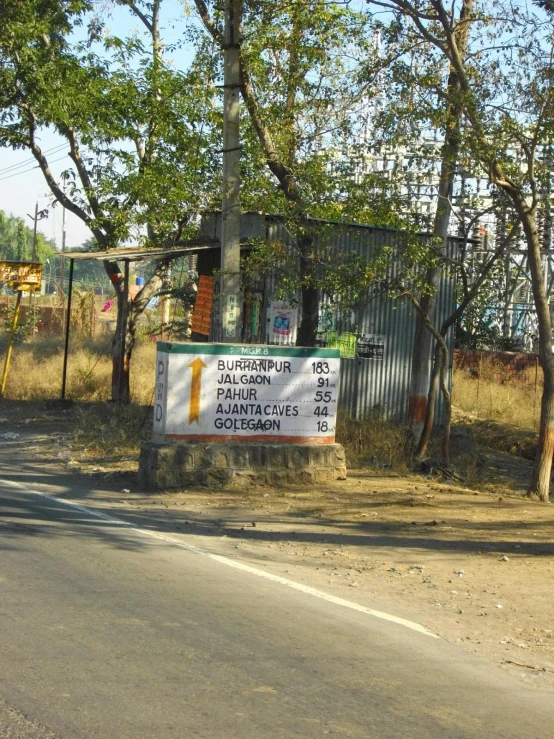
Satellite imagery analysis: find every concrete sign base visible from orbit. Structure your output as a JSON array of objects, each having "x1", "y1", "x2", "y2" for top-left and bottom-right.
[{"x1": 138, "y1": 441, "x2": 347, "y2": 490}]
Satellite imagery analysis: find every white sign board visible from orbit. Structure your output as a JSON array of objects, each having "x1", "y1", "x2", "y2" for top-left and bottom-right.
[{"x1": 153, "y1": 342, "x2": 340, "y2": 444}]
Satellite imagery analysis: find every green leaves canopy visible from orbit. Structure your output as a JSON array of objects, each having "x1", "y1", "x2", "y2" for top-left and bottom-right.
[{"x1": 0, "y1": 0, "x2": 221, "y2": 248}]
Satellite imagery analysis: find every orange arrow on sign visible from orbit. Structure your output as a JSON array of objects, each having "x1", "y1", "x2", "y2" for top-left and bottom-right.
[{"x1": 188, "y1": 357, "x2": 207, "y2": 424}]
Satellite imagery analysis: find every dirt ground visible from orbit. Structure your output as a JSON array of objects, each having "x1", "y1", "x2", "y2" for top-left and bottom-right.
[{"x1": 1, "y1": 400, "x2": 554, "y2": 693}]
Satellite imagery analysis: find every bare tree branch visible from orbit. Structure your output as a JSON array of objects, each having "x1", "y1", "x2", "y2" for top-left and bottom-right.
[
  {"x1": 118, "y1": 0, "x2": 153, "y2": 34},
  {"x1": 192, "y1": 0, "x2": 224, "y2": 46},
  {"x1": 21, "y1": 104, "x2": 108, "y2": 244}
]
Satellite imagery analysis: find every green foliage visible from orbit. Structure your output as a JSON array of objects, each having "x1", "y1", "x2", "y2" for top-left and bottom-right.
[
  {"x1": 156, "y1": 268, "x2": 197, "y2": 339},
  {"x1": 455, "y1": 319, "x2": 527, "y2": 352},
  {"x1": 0, "y1": 1, "x2": 220, "y2": 248},
  {"x1": 0, "y1": 301, "x2": 38, "y2": 343},
  {"x1": 227, "y1": 0, "x2": 452, "y2": 320},
  {"x1": 0, "y1": 209, "x2": 56, "y2": 264},
  {"x1": 0, "y1": 0, "x2": 223, "y2": 401},
  {"x1": 242, "y1": 225, "x2": 441, "y2": 311},
  {"x1": 238, "y1": 1, "x2": 397, "y2": 224},
  {"x1": 241, "y1": 238, "x2": 299, "y2": 301}
]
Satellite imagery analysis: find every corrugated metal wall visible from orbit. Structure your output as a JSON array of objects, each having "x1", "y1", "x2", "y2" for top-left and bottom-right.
[
  {"x1": 264, "y1": 217, "x2": 456, "y2": 421},
  {"x1": 201, "y1": 213, "x2": 457, "y2": 422}
]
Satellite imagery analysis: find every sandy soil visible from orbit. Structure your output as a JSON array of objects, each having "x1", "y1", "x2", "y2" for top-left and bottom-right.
[{"x1": 1, "y1": 401, "x2": 553, "y2": 692}]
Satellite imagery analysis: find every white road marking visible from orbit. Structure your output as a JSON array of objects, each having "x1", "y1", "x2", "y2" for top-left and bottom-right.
[{"x1": 1, "y1": 477, "x2": 438, "y2": 639}]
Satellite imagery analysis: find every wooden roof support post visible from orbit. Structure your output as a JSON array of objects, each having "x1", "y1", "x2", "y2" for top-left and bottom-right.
[
  {"x1": 61, "y1": 258, "x2": 75, "y2": 399},
  {"x1": 118, "y1": 259, "x2": 130, "y2": 404}
]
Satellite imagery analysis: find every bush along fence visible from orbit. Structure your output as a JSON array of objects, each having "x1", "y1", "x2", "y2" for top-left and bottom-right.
[
  {"x1": 454, "y1": 349, "x2": 541, "y2": 386},
  {"x1": 0, "y1": 294, "x2": 97, "y2": 338}
]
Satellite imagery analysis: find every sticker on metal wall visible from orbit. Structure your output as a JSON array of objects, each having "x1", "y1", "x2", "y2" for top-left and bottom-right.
[{"x1": 357, "y1": 334, "x2": 385, "y2": 361}]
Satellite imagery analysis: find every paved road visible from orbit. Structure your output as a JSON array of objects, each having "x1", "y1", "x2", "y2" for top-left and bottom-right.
[{"x1": 1, "y1": 476, "x2": 554, "y2": 739}]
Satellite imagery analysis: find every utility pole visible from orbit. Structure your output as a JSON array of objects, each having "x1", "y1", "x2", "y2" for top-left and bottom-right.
[
  {"x1": 220, "y1": 0, "x2": 242, "y2": 342},
  {"x1": 60, "y1": 180, "x2": 67, "y2": 298},
  {"x1": 27, "y1": 202, "x2": 39, "y2": 329},
  {"x1": 31, "y1": 201, "x2": 38, "y2": 262},
  {"x1": 27, "y1": 202, "x2": 39, "y2": 262},
  {"x1": 60, "y1": 182, "x2": 68, "y2": 330}
]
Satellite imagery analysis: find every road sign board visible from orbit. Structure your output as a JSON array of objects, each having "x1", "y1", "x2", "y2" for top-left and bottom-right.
[
  {"x1": 0, "y1": 261, "x2": 42, "y2": 291},
  {"x1": 153, "y1": 342, "x2": 341, "y2": 444}
]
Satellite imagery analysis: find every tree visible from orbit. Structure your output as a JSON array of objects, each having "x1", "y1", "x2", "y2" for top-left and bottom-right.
[
  {"x1": 16, "y1": 221, "x2": 28, "y2": 261},
  {"x1": 408, "y1": 212, "x2": 521, "y2": 465},
  {"x1": 193, "y1": 0, "x2": 376, "y2": 345},
  {"x1": 0, "y1": 210, "x2": 56, "y2": 264},
  {"x1": 400, "y1": 0, "x2": 475, "y2": 443},
  {"x1": 0, "y1": 0, "x2": 220, "y2": 402},
  {"x1": 365, "y1": 0, "x2": 554, "y2": 501}
]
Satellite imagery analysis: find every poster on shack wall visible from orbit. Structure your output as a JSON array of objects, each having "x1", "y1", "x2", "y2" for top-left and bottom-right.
[{"x1": 268, "y1": 301, "x2": 298, "y2": 345}]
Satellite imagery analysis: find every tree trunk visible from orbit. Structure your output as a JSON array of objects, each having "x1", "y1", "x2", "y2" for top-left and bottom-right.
[
  {"x1": 413, "y1": 333, "x2": 452, "y2": 467},
  {"x1": 414, "y1": 341, "x2": 442, "y2": 463},
  {"x1": 413, "y1": 226, "x2": 512, "y2": 464},
  {"x1": 529, "y1": 367, "x2": 554, "y2": 502},
  {"x1": 408, "y1": 133, "x2": 457, "y2": 440},
  {"x1": 104, "y1": 258, "x2": 170, "y2": 404},
  {"x1": 409, "y1": 292, "x2": 437, "y2": 438},
  {"x1": 159, "y1": 264, "x2": 171, "y2": 339},
  {"x1": 520, "y1": 209, "x2": 554, "y2": 502},
  {"x1": 408, "y1": 0, "x2": 475, "y2": 441},
  {"x1": 111, "y1": 285, "x2": 131, "y2": 404},
  {"x1": 296, "y1": 230, "x2": 318, "y2": 347},
  {"x1": 438, "y1": 341, "x2": 452, "y2": 467}
]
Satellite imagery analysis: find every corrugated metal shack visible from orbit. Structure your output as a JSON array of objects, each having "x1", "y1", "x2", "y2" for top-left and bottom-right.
[{"x1": 197, "y1": 212, "x2": 458, "y2": 422}]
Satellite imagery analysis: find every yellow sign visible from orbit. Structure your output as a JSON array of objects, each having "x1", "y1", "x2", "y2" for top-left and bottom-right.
[
  {"x1": 188, "y1": 357, "x2": 207, "y2": 424},
  {"x1": 0, "y1": 261, "x2": 43, "y2": 291}
]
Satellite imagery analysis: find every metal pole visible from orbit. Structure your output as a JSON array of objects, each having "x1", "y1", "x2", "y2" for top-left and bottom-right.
[
  {"x1": 1, "y1": 291, "x2": 23, "y2": 397},
  {"x1": 61, "y1": 258, "x2": 75, "y2": 399},
  {"x1": 29, "y1": 202, "x2": 39, "y2": 333},
  {"x1": 60, "y1": 181, "x2": 67, "y2": 300},
  {"x1": 119, "y1": 259, "x2": 130, "y2": 403},
  {"x1": 220, "y1": 0, "x2": 242, "y2": 343}
]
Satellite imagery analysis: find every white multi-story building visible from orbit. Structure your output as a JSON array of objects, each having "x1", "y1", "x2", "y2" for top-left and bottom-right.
[{"x1": 343, "y1": 132, "x2": 554, "y2": 349}]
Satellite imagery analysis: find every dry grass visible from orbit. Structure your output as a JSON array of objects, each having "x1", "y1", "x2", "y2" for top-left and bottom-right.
[
  {"x1": 0, "y1": 334, "x2": 157, "y2": 467},
  {"x1": 2, "y1": 334, "x2": 541, "y2": 474},
  {"x1": 0, "y1": 335, "x2": 157, "y2": 404},
  {"x1": 73, "y1": 402, "x2": 152, "y2": 463},
  {"x1": 452, "y1": 359, "x2": 540, "y2": 461},
  {"x1": 335, "y1": 412, "x2": 411, "y2": 471},
  {"x1": 129, "y1": 342, "x2": 158, "y2": 405},
  {"x1": 2, "y1": 334, "x2": 412, "y2": 471},
  {"x1": 452, "y1": 360, "x2": 541, "y2": 433}
]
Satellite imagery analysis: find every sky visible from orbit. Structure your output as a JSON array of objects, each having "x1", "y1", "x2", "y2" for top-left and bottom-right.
[
  {"x1": 0, "y1": 138, "x2": 89, "y2": 250},
  {"x1": 0, "y1": 1, "x2": 374, "y2": 251},
  {"x1": 0, "y1": 0, "x2": 194, "y2": 251}
]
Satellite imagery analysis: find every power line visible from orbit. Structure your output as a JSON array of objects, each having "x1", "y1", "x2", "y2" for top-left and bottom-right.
[
  {"x1": 0, "y1": 155, "x2": 70, "y2": 183},
  {"x1": 0, "y1": 144, "x2": 67, "y2": 176}
]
